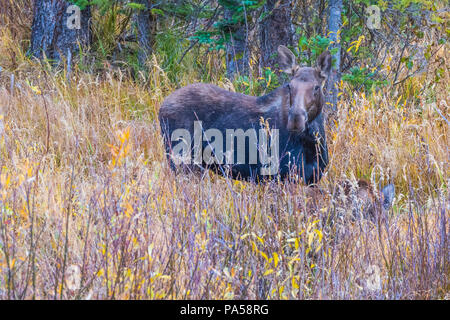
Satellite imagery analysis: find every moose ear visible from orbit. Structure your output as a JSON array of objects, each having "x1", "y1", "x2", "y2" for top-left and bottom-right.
[
  {"x1": 316, "y1": 50, "x2": 332, "y2": 80},
  {"x1": 277, "y1": 45, "x2": 299, "y2": 75},
  {"x1": 381, "y1": 184, "x2": 395, "y2": 210}
]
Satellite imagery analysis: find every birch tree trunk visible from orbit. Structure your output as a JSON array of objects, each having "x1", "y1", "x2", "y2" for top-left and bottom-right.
[{"x1": 326, "y1": 0, "x2": 342, "y2": 114}]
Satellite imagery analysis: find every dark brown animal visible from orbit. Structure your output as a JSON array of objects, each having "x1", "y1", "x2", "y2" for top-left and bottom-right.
[{"x1": 159, "y1": 46, "x2": 332, "y2": 184}]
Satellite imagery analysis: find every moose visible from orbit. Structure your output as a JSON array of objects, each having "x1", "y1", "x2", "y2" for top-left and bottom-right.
[
  {"x1": 159, "y1": 45, "x2": 330, "y2": 184},
  {"x1": 159, "y1": 45, "x2": 395, "y2": 217}
]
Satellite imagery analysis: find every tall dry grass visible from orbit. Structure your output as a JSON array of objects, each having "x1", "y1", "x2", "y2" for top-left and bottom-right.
[{"x1": 0, "y1": 12, "x2": 448, "y2": 299}]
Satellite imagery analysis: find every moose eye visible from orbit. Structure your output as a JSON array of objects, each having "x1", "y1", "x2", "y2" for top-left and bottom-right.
[{"x1": 314, "y1": 85, "x2": 320, "y2": 92}]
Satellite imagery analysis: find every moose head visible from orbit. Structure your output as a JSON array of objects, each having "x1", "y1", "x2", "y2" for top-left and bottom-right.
[{"x1": 277, "y1": 45, "x2": 332, "y2": 133}]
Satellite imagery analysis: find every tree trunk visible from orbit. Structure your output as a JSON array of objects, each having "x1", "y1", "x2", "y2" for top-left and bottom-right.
[
  {"x1": 260, "y1": 0, "x2": 293, "y2": 72},
  {"x1": 325, "y1": 0, "x2": 342, "y2": 114},
  {"x1": 135, "y1": 0, "x2": 153, "y2": 67},
  {"x1": 224, "y1": 7, "x2": 249, "y2": 80},
  {"x1": 30, "y1": 0, "x2": 91, "y2": 62}
]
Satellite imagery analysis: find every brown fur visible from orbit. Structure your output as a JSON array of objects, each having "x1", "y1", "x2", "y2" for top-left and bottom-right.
[{"x1": 159, "y1": 83, "x2": 288, "y2": 130}]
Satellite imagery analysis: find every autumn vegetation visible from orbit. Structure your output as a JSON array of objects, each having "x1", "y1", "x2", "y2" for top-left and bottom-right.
[{"x1": 0, "y1": 0, "x2": 448, "y2": 299}]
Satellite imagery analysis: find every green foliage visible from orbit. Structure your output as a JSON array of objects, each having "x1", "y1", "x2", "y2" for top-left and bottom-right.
[
  {"x1": 154, "y1": 28, "x2": 190, "y2": 83},
  {"x1": 69, "y1": 0, "x2": 90, "y2": 10},
  {"x1": 191, "y1": 1, "x2": 265, "y2": 52},
  {"x1": 234, "y1": 66, "x2": 280, "y2": 96},
  {"x1": 297, "y1": 34, "x2": 337, "y2": 66},
  {"x1": 161, "y1": 0, "x2": 197, "y2": 18},
  {"x1": 90, "y1": 2, "x2": 132, "y2": 60},
  {"x1": 126, "y1": 3, "x2": 146, "y2": 11},
  {"x1": 65, "y1": 0, "x2": 446, "y2": 96},
  {"x1": 89, "y1": 0, "x2": 117, "y2": 14},
  {"x1": 337, "y1": 0, "x2": 445, "y2": 92},
  {"x1": 342, "y1": 67, "x2": 388, "y2": 91}
]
